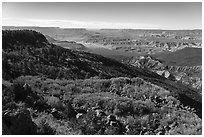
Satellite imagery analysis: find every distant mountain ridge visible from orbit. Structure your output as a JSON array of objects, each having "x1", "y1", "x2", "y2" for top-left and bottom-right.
[
  {"x1": 3, "y1": 26, "x2": 202, "y2": 40},
  {"x1": 3, "y1": 26, "x2": 201, "y2": 58}
]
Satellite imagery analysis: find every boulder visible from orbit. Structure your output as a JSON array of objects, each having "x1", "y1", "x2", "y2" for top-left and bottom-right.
[{"x1": 156, "y1": 70, "x2": 175, "y2": 80}]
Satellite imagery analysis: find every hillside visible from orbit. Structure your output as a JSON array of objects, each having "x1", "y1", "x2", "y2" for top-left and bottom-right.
[
  {"x1": 153, "y1": 47, "x2": 202, "y2": 66},
  {"x1": 2, "y1": 30, "x2": 163, "y2": 81},
  {"x1": 2, "y1": 30, "x2": 202, "y2": 135},
  {"x1": 2, "y1": 29, "x2": 49, "y2": 51}
]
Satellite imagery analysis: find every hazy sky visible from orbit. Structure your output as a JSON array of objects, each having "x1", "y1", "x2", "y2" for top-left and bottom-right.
[{"x1": 2, "y1": 2, "x2": 202, "y2": 29}]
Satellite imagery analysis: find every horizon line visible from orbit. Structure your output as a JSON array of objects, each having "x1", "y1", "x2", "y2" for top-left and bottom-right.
[{"x1": 3, "y1": 25, "x2": 202, "y2": 31}]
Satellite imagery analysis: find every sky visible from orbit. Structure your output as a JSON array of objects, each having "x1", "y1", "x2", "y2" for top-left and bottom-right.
[{"x1": 2, "y1": 2, "x2": 202, "y2": 29}]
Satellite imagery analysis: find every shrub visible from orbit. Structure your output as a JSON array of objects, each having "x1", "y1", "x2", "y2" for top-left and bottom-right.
[
  {"x1": 51, "y1": 90, "x2": 62, "y2": 97},
  {"x1": 34, "y1": 113, "x2": 81, "y2": 135},
  {"x1": 3, "y1": 107, "x2": 37, "y2": 135},
  {"x1": 13, "y1": 83, "x2": 29, "y2": 102},
  {"x1": 132, "y1": 100, "x2": 156, "y2": 116},
  {"x1": 110, "y1": 77, "x2": 131, "y2": 91},
  {"x1": 65, "y1": 84, "x2": 82, "y2": 95},
  {"x1": 73, "y1": 92, "x2": 120, "y2": 112},
  {"x1": 81, "y1": 87, "x2": 95, "y2": 94},
  {"x1": 160, "y1": 109, "x2": 202, "y2": 135},
  {"x1": 2, "y1": 86, "x2": 15, "y2": 106},
  {"x1": 113, "y1": 99, "x2": 134, "y2": 116},
  {"x1": 122, "y1": 84, "x2": 138, "y2": 98},
  {"x1": 46, "y1": 96, "x2": 63, "y2": 110},
  {"x1": 34, "y1": 114, "x2": 56, "y2": 135}
]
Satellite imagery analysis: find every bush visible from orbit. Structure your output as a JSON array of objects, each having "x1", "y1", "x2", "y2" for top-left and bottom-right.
[
  {"x1": 3, "y1": 107, "x2": 37, "y2": 135},
  {"x1": 46, "y1": 96, "x2": 63, "y2": 110},
  {"x1": 160, "y1": 109, "x2": 202, "y2": 135},
  {"x1": 122, "y1": 84, "x2": 138, "y2": 98},
  {"x1": 51, "y1": 90, "x2": 62, "y2": 97},
  {"x1": 13, "y1": 83, "x2": 29, "y2": 102},
  {"x1": 35, "y1": 114, "x2": 56, "y2": 135},
  {"x1": 34, "y1": 113, "x2": 81, "y2": 135},
  {"x1": 2, "y1": 86, "x2": 15, "y2": 106},
  {"x1": 132, "y1": 100, "x2": 156, "y2": 116},
  {"x1": 113, "y1": 99, "x2": 134, "y2": 116},
  {"x1": 73, "y1": 92, "x2": 120, "y2": 112},
  {"x1": 110, "y1": 77, "x2": 131, "y2": 91},
  {"x1": 81, "y1": 87, "x2": 95, "y2": 94}
]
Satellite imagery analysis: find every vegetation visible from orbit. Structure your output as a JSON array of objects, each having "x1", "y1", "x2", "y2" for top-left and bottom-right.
[
  {"x1": 2, "y1": 76, "x2": 202, "y2": 135},
  {"x1": 2, "y1": 30, "x2": 202, "y2": 135}
]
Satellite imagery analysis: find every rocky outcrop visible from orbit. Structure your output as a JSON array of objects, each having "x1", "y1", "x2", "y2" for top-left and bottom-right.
[
  {"x1": 127, "y1": 55, "x2": 202, "y2": 92},
  {"x1": 156, "y1": 70, "x2": 175, "y2": 79},
  {"x1": 167, "y1": 65, "x2": 202, "y2": 73},
  {"x1": 129, "y1": 56, "x2": 165, "y2": 70}
]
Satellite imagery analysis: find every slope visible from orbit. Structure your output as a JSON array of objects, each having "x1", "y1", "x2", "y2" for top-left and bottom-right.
[
  {"x1": 2, "y1": 30, "x2": 202, "y2": 118},
  {"x1": 154, "y1": 47, "x2": 202, "y2": 66},
  {"x1": 2, "y1": 30, "x2": 160, "y2": 80}
]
